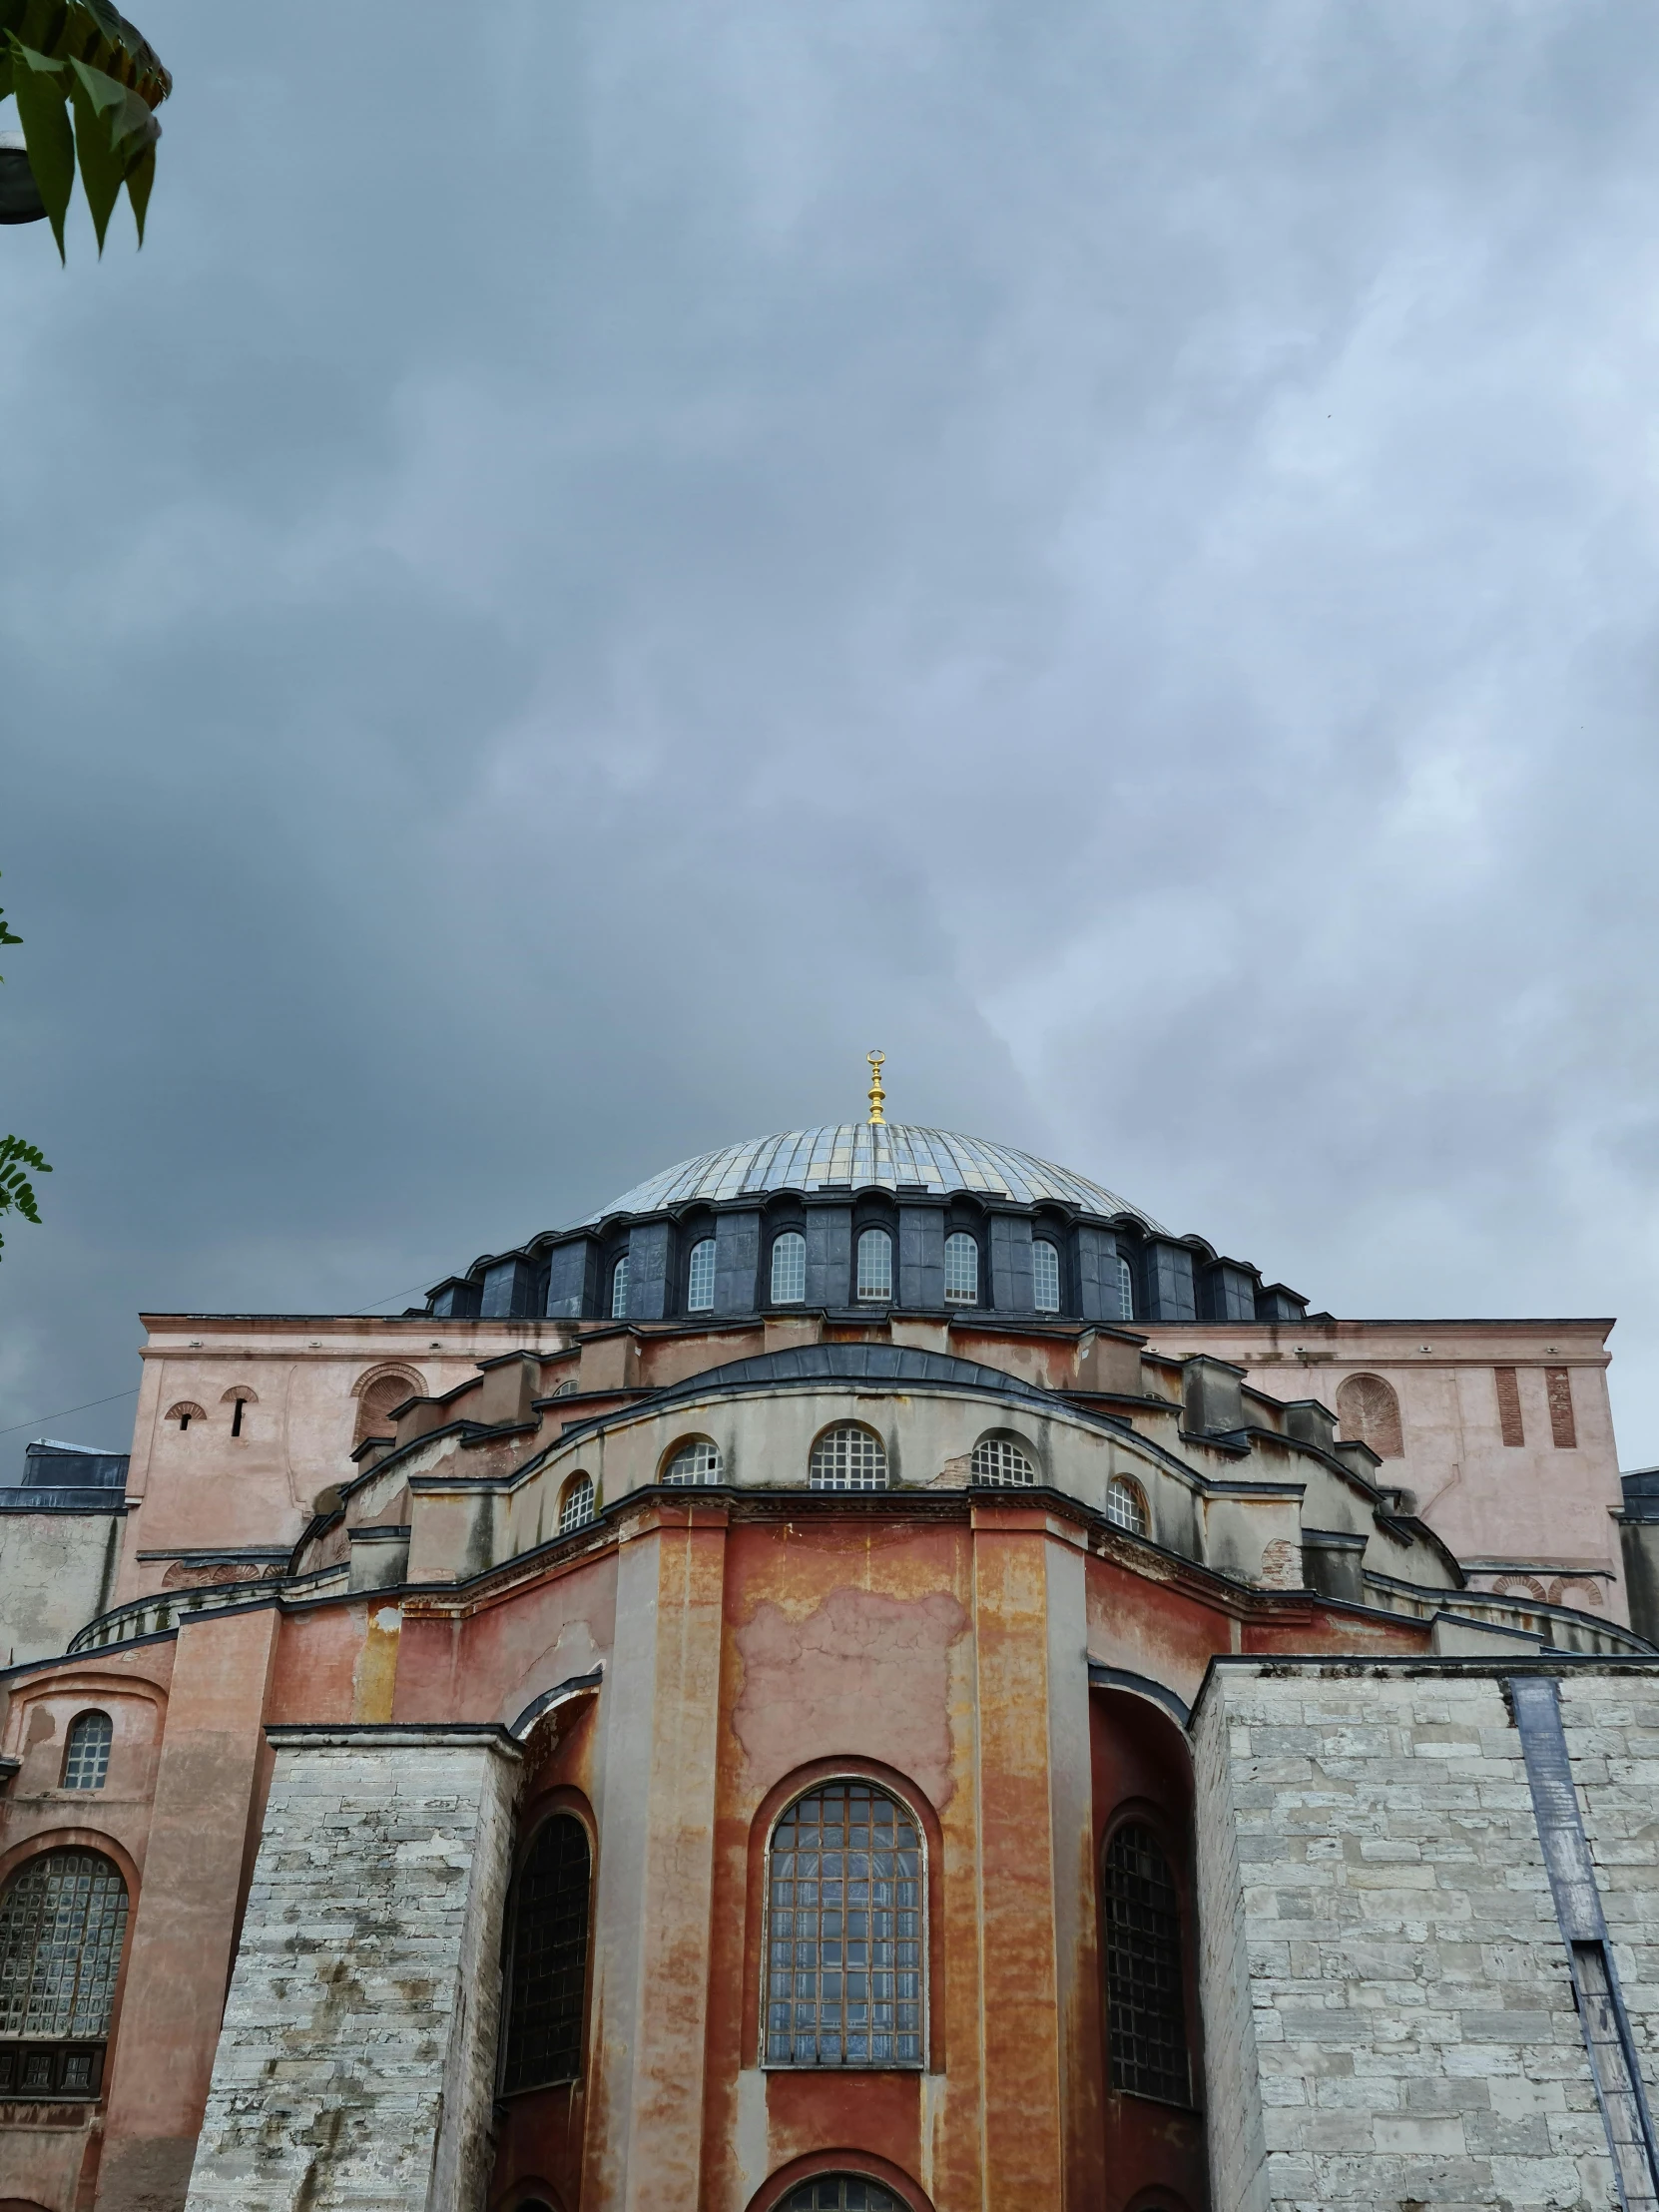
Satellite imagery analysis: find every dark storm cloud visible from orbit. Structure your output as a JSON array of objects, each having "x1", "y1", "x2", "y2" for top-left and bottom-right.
[{"x1": 5, "y1": 0, "x2": 1659, "y2": 1474}]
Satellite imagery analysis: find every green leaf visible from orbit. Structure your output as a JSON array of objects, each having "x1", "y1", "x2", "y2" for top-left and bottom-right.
[
  {"x1": 7, "y1": 36, "x2": 74, "y2": 261},
  {"x1": 0, "y1": 48, "x2": 14, "y2": 101},
  {"x1": 124, "y1": 135, "x2": 152, "y2": 243},
  {"x1": 68, "y1": 57, "x2": 126, "y2": 250}
]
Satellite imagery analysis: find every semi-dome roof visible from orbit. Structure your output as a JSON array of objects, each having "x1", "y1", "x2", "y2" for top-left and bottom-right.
[{"x1": 583, "y1": 1123, "x2": 1166, "y2": 1231}]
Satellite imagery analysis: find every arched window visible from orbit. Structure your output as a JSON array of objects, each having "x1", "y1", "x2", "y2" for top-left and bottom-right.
[
  {"x1": 943, "y1": 1232, "x2": 978, "y2": 1305},
  {"x1": 501, "y1": 1814, "x2": 592, "y2": 2094},
  {"x1": 1117, "y1": 1256, "x2": 1135, "y2": 1321},
  {"x1": 970, "y1": 1435, "x2": 1035, "y2": 1487},
  {"x1": 1106, "y1": 1475, "x2": 1149, "y2": 1535},
  {"x1": 765, "y1": 1782, "x2": 922, "y2": 2068},
  {"x1": 771, "y1": 1230, "x2": 807, "y2": 1305},
  {"x1": 558, "y1": 1472, "x2": 595, "y2": 1533},
  {"x1": 663, "y1": 1437, "x2": 724, "y2": 1485},
  {"x1": 809, "y1": 1424, "x2": 887, "y2": 1490},
  {"x1": 1336, "y1": 1374, "x2": 1403, "y2": 1459},
  {"x1": 855, "y1": 1228, "x2": 892, "y2": 1303},
  {"x1": 1032, "y1": 1239, "x2": 1061, "y2": 1314},
  {"x1": 1102, "y1": 1822, "x2": 1189, "y2": 2104},
  {"x1": 0, "y1": 1849, "x2": 130, "y2": 2098},
  {"x1": 610, "y1": 1254, "x2": 630, "y2": 1320},
  {"x1": 687, "y1": 1238, "x2": 717, "y2": 1314},
  {"x1": 165, "y1": 1401, "x2": 205, "y2": 1431},
  {"x1": 776, "y1": 2181, "x2": 904, "y2": 2211},
  {"x1": 62, "y1": 1712, "x2": 112, "y2": 1792}
]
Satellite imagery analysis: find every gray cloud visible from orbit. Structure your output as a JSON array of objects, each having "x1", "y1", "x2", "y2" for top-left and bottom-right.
[{"x1": 5, "y1": 0, "x2": 1659, "y2": 1476}]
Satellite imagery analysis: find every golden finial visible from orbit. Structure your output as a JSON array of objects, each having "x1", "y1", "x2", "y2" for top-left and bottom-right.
[{"x1": 866, "y1": 1049, "x2": 886, "y2": 1125}]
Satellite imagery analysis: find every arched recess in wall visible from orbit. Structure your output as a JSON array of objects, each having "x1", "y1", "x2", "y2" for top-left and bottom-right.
[
  {"x1": 742, "y1": 1756, "x2": 946, "y2": 2075},
  {"x1": 745, "y1": 2151, "x2": 936, "y2": 2212},
  {"x1": 1336, "y1": 1373, "x2": 1403, "y2": 1459},
  {"x1": 498, "y1": 1800, "x2": 596, "y2": 2097},
  {"x1": 351, "y1": 1364, "x2": 427, "y2": 1447}
]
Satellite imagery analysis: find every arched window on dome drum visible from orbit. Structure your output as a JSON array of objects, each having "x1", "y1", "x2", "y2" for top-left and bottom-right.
[
  {"x1": 1032, "y1": 1239, "x2": 1061, "y2": 1313},
  {"x1": 501, "y1": 1815, "x2": 592, "y2": 2094},
  {"x1": 809, "y1": 1424, "x2": 887, "y2": 1490},
  {"x1": 943, "y1": 1232, "x2": 978, "y2": 1305},
  {"x1": 687, "y1": 1237, "x2": 717, "y2": 1313},
  {"x1": 1106, "y1": 1475, "x2": 1149, "y2": 1536},
  {"x1": 1102, "y1": 1822, "x2": 1190, "y2": 2104},
  {"x1": 62, "y1": 1712, "x2": 112, "y2": 1792},
  {"x1": 771, "y1": 1230, "x2": 807, "y2": 1305},
  {"x1": 765, "y1": 1782, "x2": 922, "y2": 2068},
  {"x1": 855, "y1": 1228, "x2": 892, "y2": 1303},
  {"x1": 610, "y1": 1253, "x2": 630, "y2": 1320},
  {"x1": 1117, "y1": 1255, "x2": 1135, "y2": 1321},
  {"x1": 664, "y1": 1438, "x2": 724, "y2": 1485},
  {"x1": 970, "y1": 1435, "x2": 1035, "y2": 1487},
  {"x1": 0, "y1": 1849, "x2": 130, "y2": 2099},
  {"x1": 559, "y1": 1472, "x2": 595, "y2": 1533},
  {"x1": 777, "y1": 2180, "x2": 903, "y2": 2211}
]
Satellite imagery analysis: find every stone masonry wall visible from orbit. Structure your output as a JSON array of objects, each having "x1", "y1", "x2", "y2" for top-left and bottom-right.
[
  {"x1": 1194, "y1": 1662, "x2": 1659, "y2": 2212},
  {"x1": 184, "y1": 1726, "x2": 520, "y2": 2212}
]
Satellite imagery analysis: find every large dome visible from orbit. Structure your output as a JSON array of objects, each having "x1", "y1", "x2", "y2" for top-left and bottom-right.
[{"x1": 583, "y1": 1123, "x2": 1166, "y2": 1230}]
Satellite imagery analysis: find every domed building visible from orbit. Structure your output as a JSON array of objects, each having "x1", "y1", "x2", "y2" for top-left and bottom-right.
[{"x1": 1, "y1": 1082, "x2": 1657, "y2": 2212}]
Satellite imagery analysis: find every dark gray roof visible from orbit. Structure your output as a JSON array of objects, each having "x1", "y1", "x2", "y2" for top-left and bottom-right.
[{"x1": 648, "y1": 1340, "x2": 1067, "y2": 1409}]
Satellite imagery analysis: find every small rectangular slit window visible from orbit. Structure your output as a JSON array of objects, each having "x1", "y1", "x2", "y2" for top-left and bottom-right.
[{"x1": 231, "y1": 1397, "x2": 246, "y2": 1437}]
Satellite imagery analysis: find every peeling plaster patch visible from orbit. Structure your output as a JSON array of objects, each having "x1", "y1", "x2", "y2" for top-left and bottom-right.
[{"x1": 736, "y1": 2066, "x2": 769, "y2": 2202}]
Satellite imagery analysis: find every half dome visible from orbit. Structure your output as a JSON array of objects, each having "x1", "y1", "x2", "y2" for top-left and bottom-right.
[{"x1": 583, "y1": 1123, "x2": 1165, "y2": 1230}]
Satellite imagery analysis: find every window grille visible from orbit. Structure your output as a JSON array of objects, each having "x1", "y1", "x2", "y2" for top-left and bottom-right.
[
  {"x1": 1102, "y1": 1822, "x2": 1189, "y2": 2103},
  {"x1": 1495, "y1": 1367, "x2": 1524, "y2": 1446},
  {"x1": 1106, "y1": 1477, "x2": 1148, "y2": 1535},
  {"x1": 664, "y1": 1438, "x2": 724, "y2": 1485},
  {"x1": 1117, "y1": 1256, "x2": 1135, "y2": 1321},
  {"x1": 0, "y1": 1851, "x2": 129, "y2": 2049},
  {"x1": 943, "y1": 1233, "x2": 978, "y2": 1305},
  {"x1": 1032, "y1": 1240, "x2": 1060, "y2": 1313},
  {"x1": 501, "y1": 1815, "x2": 591, "y2": 2093},
  {"x1": 778, "y1": 2181, "x2": 903, "y2": 2211},
  {"x1": 809, "y1": 1425, "x2": 887, "y2": 1490},
  {"x1": 610, "y1": 1255, "x2": 630, "y2": 1320},
  {"x1": 970, "y1": 1436, "x2": 1035, "y2": 1487},
  {"x1": 559, "y1": 1473, "x2": 595, "y2": 1532},
  {"x1": 765, "y1": 1782, "x2": 922, "y2": 2068},
  {"x1": 771, "y1": 1231, "x2": 807, "y2": 1304},
  {"x1": 62, "y1": 1713, "x2": 112, "y2": 1792},
  {"x1": 687, "y1": 1238, "x2": 717, "y2": 1313},
  {"x1": 855, "y1": 1229, "x2": 892, "y2": 1302}
]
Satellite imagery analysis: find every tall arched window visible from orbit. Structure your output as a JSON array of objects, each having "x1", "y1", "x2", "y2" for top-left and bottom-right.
[
  {"x1": 1336, "y1": 1373, "x2": 1403, "y2": 1459},
  {"x1": 771, "y1": 1230, "x2": 807, "y2": 1304},
  {"x1": 1106, "y1": 1475, "x2": 1149, "y2": 1535},
  {"x1": 970, "y1": 1435, "x2": 1035, "y2": 1487},
  {"x1": 610, "y1": 1254, "x2": 630, "y2": 1320},
  {"x1": 1102, "y1": 1822, "x2": 1189, "y2": 2104},
  {"x1": 663, "y1": 1437, "x2": 724, "y2": 1485},
  {"x1": 558, "y1": 1472, "x2": 595, "y2": 1532},
  {"x1": 855, "y1": 1228, "x2": 892, "y2": 1303},
  {"x1": 765, "y1": 1782, "x2": 922, "y2": 2068},
  {"x1": 687, "y1": 1238, "x2": 717, "y2": 1313},
  {"x1": 777, "y1": 2181, "x2": 903, "y2": 2211},
  {"x1": 63, "y1": 1712, "x2": 113, "y2": 1792},
  {"x1": 1117, "y1": 1256, "x2": 1135, "y2": 1321},
  {"x1": 501, "y1": 1814, "x2": 592, "y2": 2094},
  {"x1": 1032, "y1": 1239, "x2": 1061, "y2": 1314},
  {"x1": 943, "y1": 1232, "x2": 978, "y2": 1305},
  {"x1": 809, "y1": 1424, "x2": 887, "y2": 1490},
  {"x1": 0, "y1": 1849, "x2": 130, "y2": 2098}
]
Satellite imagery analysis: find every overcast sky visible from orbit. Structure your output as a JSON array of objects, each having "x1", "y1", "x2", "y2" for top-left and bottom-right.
[{"x1": 5, "y1": 0, "x2": 1659, "y2": 1481}]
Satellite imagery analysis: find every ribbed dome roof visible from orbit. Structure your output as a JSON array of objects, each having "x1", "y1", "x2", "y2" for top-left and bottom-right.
[{"x1": 583, "y1": 1124, "x2": 1165, "y2": 1230}]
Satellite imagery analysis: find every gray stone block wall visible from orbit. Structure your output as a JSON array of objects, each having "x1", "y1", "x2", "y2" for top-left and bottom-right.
[
  {"x1": 184, "y1": 1726, "x2": 520, "y2": 2212},
  {"x1": 1194, "y1": 1663, "x2": 1659, "y2": 2212}
]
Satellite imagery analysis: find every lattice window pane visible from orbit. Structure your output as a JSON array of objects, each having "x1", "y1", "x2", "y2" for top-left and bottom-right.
[
  {"x1": 611, "y1": 1255, "x2": 630, "y2": 1320},
  {"x1": 62, "y1": 1713, "x2": 112, "y2": 1792},
  {"x1": 1106, "y1": 1478, "x2": 1148, "y2": 1535},
  {"x1": 809, "y1": 1426, "x2": 887, "y2": 1491},
  {"x1": 1103, "y1": 1823, "x2": 1189, "y2": 2103},
  {"x1": 855, "y1": 1230, "x2": 892, "y2": 1302},
  {"x1": 771, "y1": 1232, "x2": 807, "y2": 1304},
  {"x1": 1032, "y1": 1240, "x2": 1060, "y2": 1314},
  {"x1": 665, "y1": 1439, "x2": 724, "y2": 1485},
  {"x1": 780, "y1": 2182, "x2": 902, "y2": 2211},
  {"x1": 559, "y1": 1474, "x2": 595, "y2": 1532},
  {"x1": 0, "y1": 1851, "x2": 129, "y2": 2043},
  {"x1": 687, "y1": 1239, "x2": 717, "y2": 1313},
  {"x1": 766, "y1": 1784, "x2": 922, "y2": 2068},
  {"x1": 943, "y1": 1233, "x2": 978, "y2": 1305},
  {"x1": 1117, "y1": 1256, "x2": 1135, "y2": 1321},
  {"x1": 970, "y1": 1436, "x2": 1035, "y2": 1487},
  {"x1": 502, "y1": 1816, "x2": 591, "y2": 2093}
]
